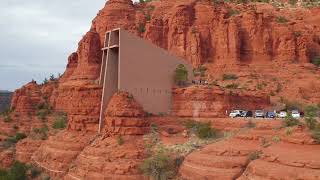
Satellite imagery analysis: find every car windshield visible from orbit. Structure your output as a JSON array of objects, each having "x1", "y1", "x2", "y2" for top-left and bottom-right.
[
  {"x1": 256, "y1": 110, "x2": 263, "y2": 113},
  {"x1": 292, "y1": 110, "x2": 299, "y2": 114},
  {"x1": 231, "y1": 110, "x2": 237, "y2": 113}
]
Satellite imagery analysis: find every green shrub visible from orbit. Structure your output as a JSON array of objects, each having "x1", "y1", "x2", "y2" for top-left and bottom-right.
[
  {"x1": 269, "y1": 91, "x2": 275, "y2": 96},
  {"x1": 184, "y1": 120, "x2": 218, "y2": 139},
  {"x1": 311, "y1": 129, "x2": 320, "y2": 144},
  {"x1": 305, "y1": 105, "x2": 318, "y2": 129},
  {"x1": 117, "y1": 135, "x2": 124, "y2": 145},
  {"x1": 137, "y1": 23, "x2": 146, "y2": 33},
  {"x1": 33, "y1": 125, "x2": 49, "y2": 140},
  {"x1": 272, "y1": 135, "x2": 281, "y2": 142},
  {"x1": 42, "y1": 78, "x2": 49, "y2": 85},
  {"x1": 0, "y1": 161, "x2": 29, "y2": 180},
  {"x1": 139, "y1": 0, "x2": 152, "y2": 3},
  {"x1": 248, "y1": 151, "x2": 261, "y2": 161},
  {"x1": 174, "y1": 64, "x2": 188, "y2": 86},
  {"x1": 289, "y1": 0, "x2": 297, "y2": 5},
  {"x1": 294, "y1": 31, "x2": 302, "y2": 37},
  {"x1": 150, "y1": 123, "x2": 158, "y2": 132},
  {"x1": 281, "y1": 98, "x2": 303, "y2": 111},
  {"x1": 36, "y1": 102, "x2": 52, "y2": 121},
  {"x1": 276, "y1": 16, "x2": 289, "y2": 23},
  {"x1": 42, "y1": 174, "x2": 51, "y2": 180},
  {"x1": 3, "y1": 115, "x2": 12, "y2": 123},
  {"x1": 3, "y1": 133, "x2": 27, "y2": 148},
  {"x1": 193, "y1": 65, "x2": 207, "y2": 77},
  {"x1": 227, "y1": 9, "x2": 240, "y2": 18},
  {"x1": 52, "y1": 116, "x2": 67, "y2": 130},
  {"x1": 312, "y1": 56, "x2": 320, "y2": 67},
  {"x1": 225, "y1": 83, "x2": 239, "y2": 89},
  {"x1": 145, "y1": 13, "x2": 151, "y2": 22},
  {"x1": 223, "y1": 73, "x2": 238, "y2": 80},
  {"x1": 140, "y1": 151, "x2": 175, "y2": 180},
  {"x1": 36, "y1": 109, "x2": 49, "y2": 121},
  {"x1": 285, "y1": 127, "x2": 293, "y2": 136},
  {"x1": 30, "y1": 166, "x2": 41, "y2": 178},
  {"x1": 256, "y1": 83, "x2": 264, "y2": 90},
  {"x1": 283, "y1": 113, "x2": 299, "y2": 127}
]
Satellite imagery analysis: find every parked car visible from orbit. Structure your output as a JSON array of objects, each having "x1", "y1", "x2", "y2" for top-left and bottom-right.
[
  {"x1": 266, "y1": 111, "x2": 276, "y2": 118},
  {"x1": 240, "y1": 111, "x2": 247, "y2": 117},
  {"x1": 229, "y1": 110, "x2": 244, "y2": 118},
  {"x1": 255, "y1": 110, "x2": 265, "y2": 118},
  {"x1": 244, "y1": 111, "x2": 253, "y2": 118},
  {"x1": 291, "y1": 110, "x2": 300, "y2": 119},
  {"x1": 278, "y1": 111, "x2": 287, "y2": 118}
]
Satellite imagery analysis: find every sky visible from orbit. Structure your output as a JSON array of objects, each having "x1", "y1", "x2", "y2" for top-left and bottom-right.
[{"x1": 0, "y1": 0, "x2": 112, "y2": 91}]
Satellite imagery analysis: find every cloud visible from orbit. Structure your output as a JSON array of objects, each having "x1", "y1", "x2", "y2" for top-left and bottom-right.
[{"x1": 0, "y1": 0, "x2": 107, "y2": 91}]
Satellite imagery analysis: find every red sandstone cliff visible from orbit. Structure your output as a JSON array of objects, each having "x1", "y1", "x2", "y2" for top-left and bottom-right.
[
  {"x1": 8, "y1": 0, "x2": 320, "y2": 131},
  {"x1": 2, "y1": 0, "x2": 320, "y2": 179}
]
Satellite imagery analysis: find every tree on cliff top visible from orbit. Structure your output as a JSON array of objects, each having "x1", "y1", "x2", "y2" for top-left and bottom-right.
[{"x1": 174, "y1": 64, "x2": 188, "y2": 87}]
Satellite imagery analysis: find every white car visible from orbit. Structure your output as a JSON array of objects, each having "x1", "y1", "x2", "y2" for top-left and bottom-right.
[
  {"x1": 291, "y1": 110, "x2": 300, "y2": 119},
  {"x1": 255, "y1": 110, "x2": 265, "y2": 118},
  {"x1": 278, "y1": 111, "x2": 287, "y2": 118},
  {"x1": 229, "y1": 110, "x2": 243, "y2": 118}
]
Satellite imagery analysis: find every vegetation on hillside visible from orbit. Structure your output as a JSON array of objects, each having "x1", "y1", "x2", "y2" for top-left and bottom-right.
[
  {"x1": 1, "y1": 132, "x2": 27, "y2": 149},
  {"x1": 52, "y1": 112, "x2": 67, "y2": 130},
  {"x1": 184, "y1": 120, "x2": 218, "y2": 139},
  {"x1": 175, "y1": 64, "x2": 189, "y2": 87},
  {"x1": 0, "y1": 161, "x2": 45, "y2": 180},
  {"x1": 140, "y1": 149, "x2": 176, "y2": 180}
]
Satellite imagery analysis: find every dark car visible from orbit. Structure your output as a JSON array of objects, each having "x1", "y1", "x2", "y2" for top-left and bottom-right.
[
  {"x1": 266, "y1": 111, "x2": 276, "y2": 118},
  {"x1": 244, "y1": 111, "x2": 253, "y2": 118}
]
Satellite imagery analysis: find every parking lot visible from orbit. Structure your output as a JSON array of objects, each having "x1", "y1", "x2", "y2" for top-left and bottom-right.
[{"x1": 228, "y1": 109, "x2": 302, "y2": 119}]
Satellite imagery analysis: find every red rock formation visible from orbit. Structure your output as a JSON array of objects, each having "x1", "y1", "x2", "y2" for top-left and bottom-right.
[
  {"x1": 5, "y1": 1, "x2": 320, "y2": 179},
  {"x1": 104, "y1": 91, "x2": 149, "y2": 135},
  {"x1": 15, "y1": 138, "x2": 43, "y2": 163},
  {"x1": 64, "y1": 136, "x2": 147, "y2": 180},
  {"x1": 0, "y1": 150, "x2": 14, "y2": 169},
  {"x1": 59, "y1": 92, "x2": 149, "y2": 179},
  {"x1": 10, "y1": 81, "x2": 42, "y2": 116},
  {"x1": 88, "y1": 0, "x2": 320, "y2": 67},
  {"x1": 54, "y1": 84, "x2": 102, "y2": 132},
  {"x1": 179, "y1": 119, "x2": 320, "y2": 180},
  {"x1": 9, "y1": 0, "x2": 320, "y2": 133},
  {"x1": 172, "y1": 86, "x2": 270, "y2": 117},
  {"x1": 31, "y1": 131, "x2": 96, "y2": 178}
]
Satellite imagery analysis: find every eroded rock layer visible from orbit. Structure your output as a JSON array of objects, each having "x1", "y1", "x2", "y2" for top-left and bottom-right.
[
  {"x1": 64, "y1": 136, "x2": 147, "y2": 180},
  {"x1": 172, "y1": 86, "x2": 270, "y2": 117},
  {"x1": 103, "y1": 91, "x2": 150, "y2": 135},
  {"x1": 31, "y1": 131, "x2": 96, "y2": 178},
  {"x1": 180, "y1": 120, "x2": 320, "y2": 180}
]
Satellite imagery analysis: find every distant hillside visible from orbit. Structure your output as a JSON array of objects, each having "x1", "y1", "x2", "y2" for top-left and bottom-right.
[{"x1": 0, "y1": 90, "x2": 12, "y2": 113}]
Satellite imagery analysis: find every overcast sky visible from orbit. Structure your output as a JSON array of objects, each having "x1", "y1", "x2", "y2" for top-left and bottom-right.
[{"x1": 0, "y1": 0, "x2": 118, "y2": 91}]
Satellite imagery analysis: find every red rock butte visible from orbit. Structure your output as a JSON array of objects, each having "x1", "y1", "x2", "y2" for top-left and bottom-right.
[{"x1": 1, "y1": 0, "x2": 320, "y2": 179}]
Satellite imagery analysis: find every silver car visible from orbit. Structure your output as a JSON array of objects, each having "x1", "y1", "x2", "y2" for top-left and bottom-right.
[{"x1": 255, "y1": 110, "x2": 265, "y2": 118}]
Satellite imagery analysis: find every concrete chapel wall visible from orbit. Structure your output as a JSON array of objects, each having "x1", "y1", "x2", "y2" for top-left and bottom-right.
[{"x1": 119, "y1": 29, "x2": 193, "y2": 114}]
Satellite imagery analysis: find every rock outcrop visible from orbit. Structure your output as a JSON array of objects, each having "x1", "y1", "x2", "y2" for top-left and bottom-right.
[
  {"x1": 31, "y1": 131, "x2": 96, "y2": 177},
  {"x1": 172, "y1": 86, "x2": 270, "y2": 117},
  {"x1": 103, "y1": 91, "x2": 149, "y2": 135},
  {"x1": 63, "y1": 92, "x2": 150, "y2": 179},
  {"x1": 9, "y1": 0, "x2": 320, "y2": 131},
  {"x1": 179, "y1": 119, "x2": 320, "y2": 180},
  {"x1": 64, "y1": 136, "x2": 147, "y2": 180},
  {"x1": 3, "y1": 1, "x2": 320, "y2": 179}
]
